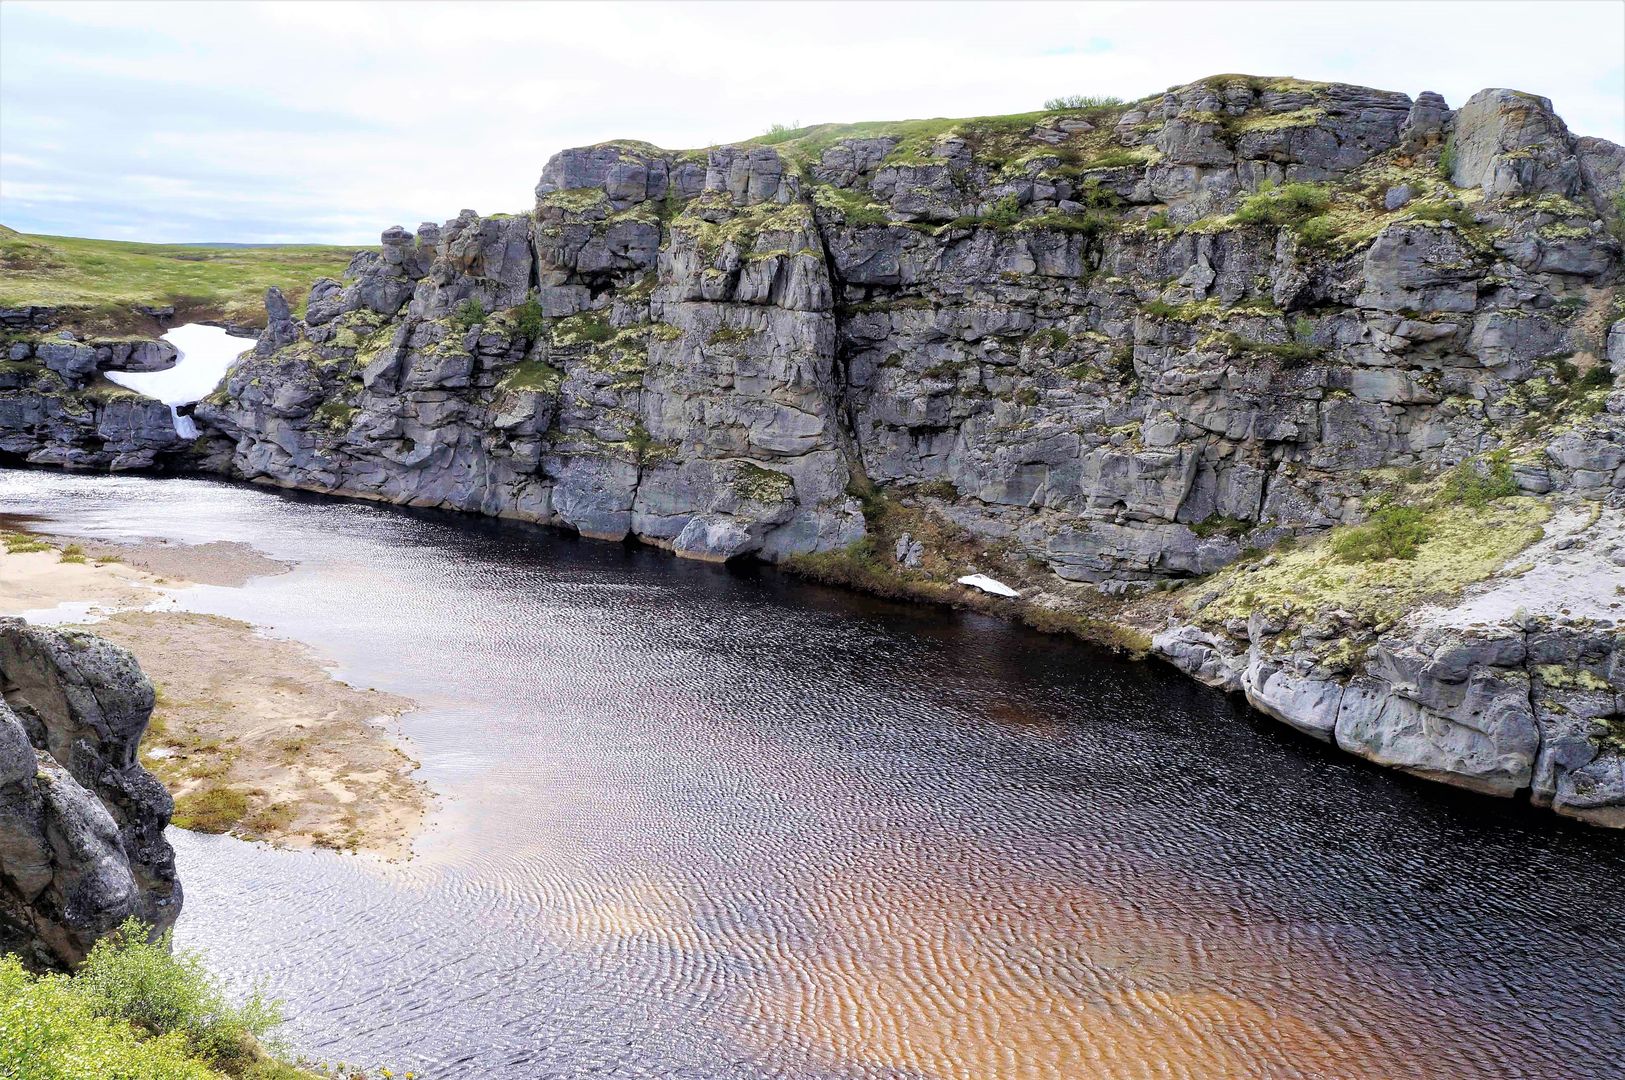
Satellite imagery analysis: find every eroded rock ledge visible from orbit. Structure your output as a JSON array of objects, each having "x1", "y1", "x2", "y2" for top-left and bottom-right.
[{"x1": 0, "y1": 618, "x2": 180, "y2": 970}]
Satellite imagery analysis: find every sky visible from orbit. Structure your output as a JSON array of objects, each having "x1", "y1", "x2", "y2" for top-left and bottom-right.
[{"x1": 2, "y1": 0, "x2": 1622, "y2": 245}]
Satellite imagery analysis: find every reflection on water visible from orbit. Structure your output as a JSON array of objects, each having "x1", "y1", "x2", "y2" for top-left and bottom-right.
[{"x1": 3, "y1": 469, "x2": 1623, "y2": 1079}]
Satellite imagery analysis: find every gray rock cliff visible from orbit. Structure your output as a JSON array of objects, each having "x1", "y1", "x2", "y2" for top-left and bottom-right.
[
  {"x1": 0, "y1": 619, "x2": 181, "y2": 970},
  {"x1": 7, "y1": 73, "x2": 1624, "y2": 823}
]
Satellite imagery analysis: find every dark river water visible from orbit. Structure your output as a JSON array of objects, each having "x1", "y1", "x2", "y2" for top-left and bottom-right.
[{"x1": 3, "y1": 470, "x2": 1623, "y2": 1079}]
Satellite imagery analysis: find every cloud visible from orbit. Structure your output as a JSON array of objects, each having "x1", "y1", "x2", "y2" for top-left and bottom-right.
[{"x1": 2, "y1": 0, "x2": 1621, "y2": 243}]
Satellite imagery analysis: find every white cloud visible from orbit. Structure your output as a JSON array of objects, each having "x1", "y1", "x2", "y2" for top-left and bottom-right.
[{"x1": 2, "y1": 0, "x2": 1620, "y2": 243}]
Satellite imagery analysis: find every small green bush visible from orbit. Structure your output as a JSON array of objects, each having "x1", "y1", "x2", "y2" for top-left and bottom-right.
[
  {"x1": 984, "y1": 194, "x2": 1022, "y2": 227},
  {"x1": 1044, "y1": 94, "x2": 1125, "y2": 111},
  {"x1": 1234, "y1": 182, "x2": 1332, "y2": 227},
  {"x1": 0, "y1": 954, "x2": 216, "y2": 1080},
  {"x1": 1332, "y1": 506, "x2": 1431, "y2": 562},
  {"x1": 1293, "y1": 214, "x2": 1341, "y2": 248},
  {"x1": 1437, "y1": 136, "x2": 1457, "y2": 180},
  {"x1": 74, "y1": 921, "x2": 283, "y2": 1069},
  {"x1": 59, "y1": 543, "x2": 87, "y2": 564},
  {"x1": 1441, "y1": 453, "x2": 1518, "y2": 507},
  {"x1": 450, "y1": 298, "x2": 486, "y2": 330},
  {"x1": 510, "y1": 298, "x2": 546, "y2": 342}
]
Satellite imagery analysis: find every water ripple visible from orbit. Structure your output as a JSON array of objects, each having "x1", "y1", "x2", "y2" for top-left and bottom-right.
[{"x1": 3, "y1": 470, "x2": 1623, "y2": 1079}]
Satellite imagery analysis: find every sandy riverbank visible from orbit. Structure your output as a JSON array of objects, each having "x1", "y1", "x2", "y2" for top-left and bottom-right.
[{"x1": 0, "y1": 534, "x2": 426, "y2": 858}]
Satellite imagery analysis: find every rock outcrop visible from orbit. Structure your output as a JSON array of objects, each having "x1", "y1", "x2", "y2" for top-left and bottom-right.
[
  {"x1": 7, "y1": 73, "x2": 1625, "y2": 823},
  {"x1": 0, "y1": 326, "x2": 187, "y2": 470},
  {"x1": 0, "y1": 619, "x2": 181, "y2": 970}
]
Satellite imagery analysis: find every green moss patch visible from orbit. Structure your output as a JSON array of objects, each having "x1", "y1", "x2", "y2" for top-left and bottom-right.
[{"x1": 1194, "y1": 496, "x2": 1551, "y2": 632}]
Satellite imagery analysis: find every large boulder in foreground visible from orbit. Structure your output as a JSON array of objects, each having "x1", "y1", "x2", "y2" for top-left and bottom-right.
[{"x1": 0, "y1": 618, "x2": 180, "y2": 970}]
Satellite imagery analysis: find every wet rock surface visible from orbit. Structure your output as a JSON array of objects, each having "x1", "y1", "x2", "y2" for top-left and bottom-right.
[{"x1": 0, "y1": 618, "x2": 180, "y2": 970}]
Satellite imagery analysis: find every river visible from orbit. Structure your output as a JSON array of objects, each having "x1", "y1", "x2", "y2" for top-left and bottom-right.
[{"x1": 2, "y1": 469, "x2": 1621, "y2": 1079}]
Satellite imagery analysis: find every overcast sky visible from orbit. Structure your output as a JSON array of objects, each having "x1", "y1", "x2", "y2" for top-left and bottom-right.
[{"x1": 2, "y1": 0, "x2": 1621, "y2": 245}]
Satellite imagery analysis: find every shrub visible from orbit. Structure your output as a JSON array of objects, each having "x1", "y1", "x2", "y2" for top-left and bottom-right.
[
  {"x1": 450, "y1": 298, "x2": 486, "y2": 330},
  {"x1": 1441, "y1": 453, "x2": 1517, "y2": 507},
  {"x1": 984, "y1": 194, "x2": 1022, "y2": 227},
  {"x1": 1437, "y1": 136, "x2": 1457, "y2": 180},
  {"x1": 510, "y1": 298, "x2": 545, "y2": 342},
  {"x1": 60, "y1": 543, "x2": 87, "y2": 564},
  {"x1": 73, "y1": 920, "x2": 284, "y2": 1069},
  {"x1": 1332, "y1": 505, "x2": 1431, "y2": 562},
  {"x1": 1044, "y1": 94, "x2": 1125, "y2": 111},
  {"x1": 1145, "y1": 210, "x2": 1171, "y2": 231},
  {"x1": 1234, "y1": 182, "x2": 1332, "y2": 227},
  {"x1": 0, "y1": 954, "x2": 215, "y2": 1080},
  {"x1": 759, "y1": 121, "x2": 802, "y2": 144},
  {"x1": 1294, "y1": 214, "x2": 1341, "y2": 248}
]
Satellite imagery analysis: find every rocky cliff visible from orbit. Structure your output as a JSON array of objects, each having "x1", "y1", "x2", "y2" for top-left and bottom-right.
[
  {"x1": 0, "y1": 311, "x2": 188, "y2": 470},
  {"x1": 0, "y1": 619, "x2": 181, "y2": 970},
  {"x1": 5, "y1": 74, "x2": 1624, "y2": 824}
]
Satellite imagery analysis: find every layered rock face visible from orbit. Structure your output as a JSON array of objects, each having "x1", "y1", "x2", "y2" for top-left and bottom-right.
[
  {"x1": 13, "y1": 74, "x2": 1625, "y2": 823},
  {"x1": 0, "y1": 321, "x2": 186, "y2": 469},
  {"x1": 0, "y1": 619, "x2": 181, "y2": 970},
  {"x1": 198, "y1": 78, "x2": 1623, "y2": 571}
]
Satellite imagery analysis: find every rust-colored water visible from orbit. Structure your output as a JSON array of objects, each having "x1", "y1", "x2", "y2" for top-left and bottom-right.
[{"x1": 5, "y1": 470, "x2": 1622, "y2": 1079}]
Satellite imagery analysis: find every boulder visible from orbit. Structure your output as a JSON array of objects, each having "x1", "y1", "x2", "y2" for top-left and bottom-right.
[{"x1": 0, "y1": 620, "x2": 180, "y2": 970}]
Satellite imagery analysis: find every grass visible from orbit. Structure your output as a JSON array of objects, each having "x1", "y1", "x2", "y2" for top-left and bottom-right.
[
  {"x1": 0, "y1": 226, "x2": 362, "y2": 335},
  {"x1": 1195, "y1": 495, "x2": 1549, "y2": 632},
  {"x1": 169, "y1": 785, "x2": 250, "y2": 833},
  {"x1": 496, "y1": 356, "x2": 565, "y2": 394},
  {"x1": 0, "y1": 919, "x2": 319, "y2": 1079},
  {"x1": 3, "y1": 530, "x2": 53, "y2": 554},
  {"x1": 1233, "y1": 182, "x2": 1332, "y2": 228},
  {"x1": 1043, "y1": 94, "x2": 1126, "y2": 111}
]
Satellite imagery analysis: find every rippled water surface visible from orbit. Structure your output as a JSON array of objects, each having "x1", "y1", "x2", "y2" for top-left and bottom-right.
[{"x1": 4, "y1": 470, "x2": 1624, "y2": 1079}]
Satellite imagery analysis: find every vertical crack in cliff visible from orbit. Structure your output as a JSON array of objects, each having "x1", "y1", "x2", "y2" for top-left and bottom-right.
[{"x1": 809, "y1": 210, "x2": 872, "y2": 495}]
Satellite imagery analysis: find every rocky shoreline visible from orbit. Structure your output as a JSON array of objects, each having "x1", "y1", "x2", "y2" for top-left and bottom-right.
[{"x1": 2, "y1": 74, "x2": 1622, "y2": 825}]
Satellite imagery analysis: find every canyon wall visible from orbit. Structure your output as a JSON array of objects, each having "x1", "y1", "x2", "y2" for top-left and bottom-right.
[{"x1": 3, "y1": 75, "x2": 1623, "y2": 823}]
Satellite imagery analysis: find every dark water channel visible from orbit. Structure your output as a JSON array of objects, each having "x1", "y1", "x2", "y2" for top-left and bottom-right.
[{"x1": 3, "y1": 470, "x2": 1622, "y2": 1079}]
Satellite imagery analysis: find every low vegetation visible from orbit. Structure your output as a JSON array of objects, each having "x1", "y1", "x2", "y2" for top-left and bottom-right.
[
  {"x1": 1195, "y1": 454, "x2": 1548, "y2": 632},
  {"x1": 0, "y1": 921, "x2": 304, "y2": 1079},
  {"x1": 449, "y1": 298, "x2": 487, "y2": 330},
  {"x1": 1232, "y1": 181, "x2": 1332, "y2": 227},
  {"x1": 1042, "y1": 94, "x2": 1126, "y2": 111},
  {"x1": 0, "y1": 226, "x2": 360, "y2": 334}
]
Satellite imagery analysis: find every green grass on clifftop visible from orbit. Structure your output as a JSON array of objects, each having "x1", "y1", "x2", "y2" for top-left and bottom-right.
[{"x1": 0, "y1": 225, "x2": 362, "y2": 334}]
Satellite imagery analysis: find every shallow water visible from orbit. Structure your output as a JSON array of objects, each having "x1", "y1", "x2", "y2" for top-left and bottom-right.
[
  {"x1": 3, "y1": 469, "x2": 1623, "y2": 1079},
  {"x1": 105, "y1": 323, "x2": 247, "y2": 436}
]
